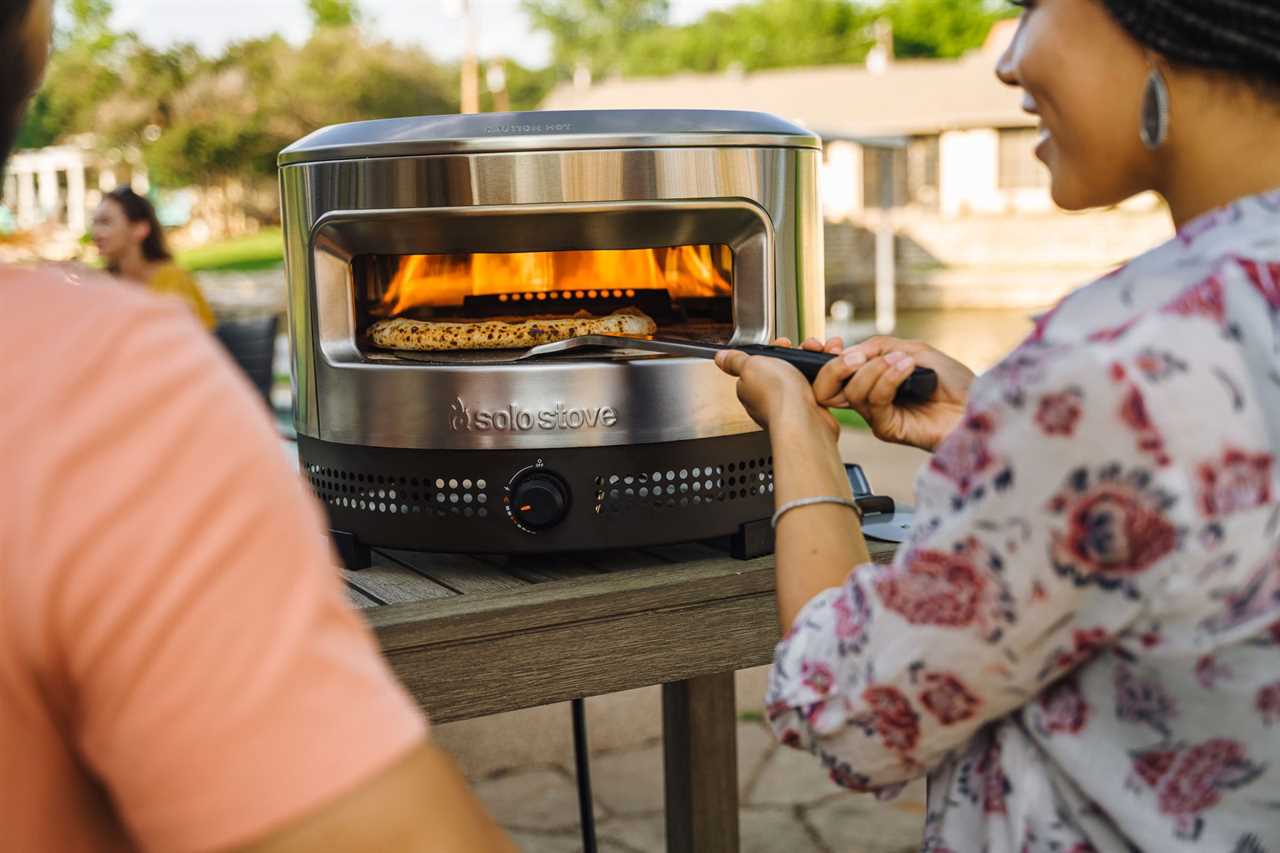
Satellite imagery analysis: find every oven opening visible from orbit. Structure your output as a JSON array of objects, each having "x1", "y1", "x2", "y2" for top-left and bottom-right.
[{"x1": 353, "y1": 244, "x2": 734, "y2": 353}]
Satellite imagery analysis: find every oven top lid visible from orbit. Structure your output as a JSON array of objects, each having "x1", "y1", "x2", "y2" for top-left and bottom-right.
[{"x1": 278, "y1": 109, "x2": 820, "y2": 165}]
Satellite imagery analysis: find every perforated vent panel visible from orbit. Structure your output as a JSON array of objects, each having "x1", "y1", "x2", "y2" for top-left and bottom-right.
[
  {"x1": 594, "y1": 455, "x2": 773, "y2": 514},
  {"x1": 297, "y1": 431, "x2": 776, "y2": 554},
  {"x1": 306, "y1": 465, "x2": 492, "y2": 519}
]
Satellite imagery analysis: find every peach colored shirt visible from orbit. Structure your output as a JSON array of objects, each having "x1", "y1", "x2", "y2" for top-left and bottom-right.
[{"x1": 0, "y1": 265, "x2": 426, "y2": 852}]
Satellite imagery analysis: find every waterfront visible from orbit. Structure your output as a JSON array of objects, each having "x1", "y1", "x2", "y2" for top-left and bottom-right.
[{"x1": 830, "y1": 307, "x2": 1041, "y2": 374}]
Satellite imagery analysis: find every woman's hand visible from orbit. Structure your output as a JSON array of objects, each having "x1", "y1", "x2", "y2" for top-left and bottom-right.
[
  {"x1": 716, "y1": 344, "x2": 864, "y2": 629},
  {"x1": 713, "y1": 349, "x2": 840, "y2": 439},
  {"x1": 779, "y1": 335, "x2": 975, "y2": 452}
]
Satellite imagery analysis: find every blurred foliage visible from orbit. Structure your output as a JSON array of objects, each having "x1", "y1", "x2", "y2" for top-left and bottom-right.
[
  {"x1": 17, "y1": 0, "x2": 134, "y2": 149},
  {"x1": 16, "y1": 0, "x2": 485, "y2": 212},
  {"x1": 307, "y1": 0, "x2": 360, "y2": 28},
  {"x1": 622, "y1": 0, "x2": 873, "y2": 76},
  {"x1": 886, "y1": 0, "x2": 1014, "y2": 58},
  {"x1": 65, "y1": 0, "x2": 114, "y2": 42},
  {"x1": 481, "y1": 62, "x2": 560, "y2": 114},
  {"x1": 527, "y1": 0, "x2": 1014, "y2": 79},
  {"x1": 145, "y1": 29, "x2": 459, "y2": 187},
  {"x1": 18, "y1": 0, "x2": 553, "y2": 184},
  {"x1": 16, "y1": 0, "x2": 1014, "y2": 212},
  {"x1": 523, "y1": 0, "x2": 670, "y2": 79}
]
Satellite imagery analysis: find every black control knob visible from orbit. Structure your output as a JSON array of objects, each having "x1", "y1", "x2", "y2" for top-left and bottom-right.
[{"x1": 509, "y1": 471, "x2": 570, "y2": 531}]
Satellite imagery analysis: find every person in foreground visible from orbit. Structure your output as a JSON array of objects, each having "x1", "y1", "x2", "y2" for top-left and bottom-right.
[
  {"x1": 1, "y1": 2, "x2": 513, "y2": 851},
  {"x1": 93, "y1": 184, "x2": 217, "y2": 330},
  {"x1": 716, "y1": 0, "x2": 1280, "y2": 849}
]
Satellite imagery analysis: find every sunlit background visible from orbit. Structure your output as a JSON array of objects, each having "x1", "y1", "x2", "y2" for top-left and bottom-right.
[{"x1": 5, "y1": 0, "x2": 1173, "y2": 417}]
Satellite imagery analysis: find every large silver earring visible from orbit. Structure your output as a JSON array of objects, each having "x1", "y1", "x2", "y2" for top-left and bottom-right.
[{"x1": 1140, "y1": 67, "x2": 1170, "y2": 150}]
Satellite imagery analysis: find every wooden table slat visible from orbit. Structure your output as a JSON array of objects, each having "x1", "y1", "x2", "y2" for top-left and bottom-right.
[
  {"x1": 640, "y1": 542, "x2": 731, "y2": 564},
  {"x1": 379, "y1": 548, "x2": 535, "y2": 595},
  {"x1": 385, "y1": 587, "x2": 777, "y2": 723},
  {"x1": 345, "y1": 583, "x2": 380, "y2": 609},
  {"x1": 369, "y1": 556, "x2": 775, "y2": 651},
  {"x1": 482, "y1": 553, "x2": 609, "y2": 583},
  {"x1": 344, "y1": 558, "x2": 457, "y2": 605},
  {"x1": 574, "y1": 548, "x2": 689, "y2": 572}
]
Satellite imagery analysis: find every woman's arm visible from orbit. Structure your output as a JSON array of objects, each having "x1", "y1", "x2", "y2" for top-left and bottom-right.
[
  {"x1": 766, "y1": 405, "x2": 870, "y2": 628},
  {"x1": 762, "y1": 334, "x2": 1179, "y2": 790},
  {"x1": 714, "y1": 350, "x2": 873, "y2": 628},
  {"x1": 720, "y1": 291, "x2": 1260, "y2": 791}
]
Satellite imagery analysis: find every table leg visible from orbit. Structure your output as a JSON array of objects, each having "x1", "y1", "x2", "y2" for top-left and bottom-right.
[{"x1": 662, "y1": 672, "x2": 740, "y2": 853}]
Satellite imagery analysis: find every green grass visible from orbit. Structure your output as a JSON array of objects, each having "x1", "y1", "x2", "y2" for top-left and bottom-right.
[
  {"x1": 833, "y1": 408, "x2": 869, "y2": 430},
  {"x1": 177, "y1": 228, "x2": 284, "y2": 273}
]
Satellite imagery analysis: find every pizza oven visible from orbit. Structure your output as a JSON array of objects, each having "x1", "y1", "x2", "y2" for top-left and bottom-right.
[{"x1": 278, "y1": 109, "x2": 825, "y2": 566}]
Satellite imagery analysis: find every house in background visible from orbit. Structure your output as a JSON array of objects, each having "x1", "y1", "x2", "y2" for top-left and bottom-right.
[
  {"x1": 0, "y1": 137, "x2": 152, "y2": 261},
  {"x1": 541, "y1": 21, "x2": 1171, "y2": 311},
  {"x1": 2, "y1": 143, "x2": 148, "y2": 233}
]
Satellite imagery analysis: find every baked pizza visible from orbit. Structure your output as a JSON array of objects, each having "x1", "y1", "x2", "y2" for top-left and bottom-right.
[{"x1": 367, "y1": 307, "x2": 657, "y2": 352}]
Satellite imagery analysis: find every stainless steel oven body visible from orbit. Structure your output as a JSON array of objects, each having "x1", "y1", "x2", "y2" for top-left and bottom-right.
[{"x1": 279, "y1": 110, "x2": 824, "y2": 560}]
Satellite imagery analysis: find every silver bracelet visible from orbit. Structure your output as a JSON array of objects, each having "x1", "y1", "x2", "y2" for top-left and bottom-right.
[{"x1": 771, "y1": 496, "x2": 861, "y2": 529}]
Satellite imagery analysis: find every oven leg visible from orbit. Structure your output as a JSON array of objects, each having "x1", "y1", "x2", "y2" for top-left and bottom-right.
[
  {"x1": 331, "y1": 529, "x2": 372, "y2": 571},
  {"x1": 729, "y1": 518, "x2": 775, "y2": 560}
]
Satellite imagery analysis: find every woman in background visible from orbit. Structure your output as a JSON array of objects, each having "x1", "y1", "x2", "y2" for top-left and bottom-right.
[{"x1": 93, "y1": 185, "x2": 215, "y2": 329}]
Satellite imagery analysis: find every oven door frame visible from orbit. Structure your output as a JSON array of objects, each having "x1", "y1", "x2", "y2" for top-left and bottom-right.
[{"x1": 309, "y1": 199, "x2": 775, "y2": 368}]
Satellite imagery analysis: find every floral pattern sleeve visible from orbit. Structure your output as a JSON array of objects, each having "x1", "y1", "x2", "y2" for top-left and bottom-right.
[{"x1": 764, "y1": 254, "x2": 1277, "y2": 810}]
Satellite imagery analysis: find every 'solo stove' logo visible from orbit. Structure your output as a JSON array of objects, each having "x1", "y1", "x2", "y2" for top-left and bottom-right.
[{"x1": 449, "y1": 397, "x2": 618, "y2": 432}]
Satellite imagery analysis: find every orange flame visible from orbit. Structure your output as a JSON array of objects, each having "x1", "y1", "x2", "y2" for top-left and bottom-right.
[{"x1": 376, "y1": 245, "x2": 732, "y2": 316}]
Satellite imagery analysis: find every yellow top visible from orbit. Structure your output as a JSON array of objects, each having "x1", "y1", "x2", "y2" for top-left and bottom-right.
[{"x1": 147, "y1": 263, "x2": 216, "y2": 330}]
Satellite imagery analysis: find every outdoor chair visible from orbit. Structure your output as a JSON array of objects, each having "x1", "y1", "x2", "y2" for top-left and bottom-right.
[{"x1": 214, "y1": 315, "x2": 279, "y2": 406}]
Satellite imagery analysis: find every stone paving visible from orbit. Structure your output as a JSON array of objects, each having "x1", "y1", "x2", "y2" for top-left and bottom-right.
[
  {"x1": 198, "y1": 268, "x2": 287, "y2": 318},
  {"x1": 471, "y1": 718, "x2": 926, "y2": 853}
]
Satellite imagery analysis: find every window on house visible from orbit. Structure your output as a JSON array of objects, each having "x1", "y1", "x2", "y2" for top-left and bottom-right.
[
  {"x1": 862, "y1": 147, "x2": 908, "y2": 209},
  {"x1": 998, "y1": 128, "x2": 1050, "y2": 190},
  {"x1": 907, "y1": 135, "x2": 940, "y2": 209}
]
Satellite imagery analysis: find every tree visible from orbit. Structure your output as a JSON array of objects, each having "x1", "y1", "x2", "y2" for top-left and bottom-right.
[
  {"x1": 17, "y1": 0, "x2": 127, "y2": 149},
  {"x1": 882, "y1": 0, "x2": 1014, "y2": 59},
  {"x1": 482, "y1": 61, "x2": 559, "y2": 112},
  {"x1": 621, "y1": 0, "x2": 873, "y2": 76},
  {"x1": 66, "y1": 0, "x2": 114, "y2": 43},
  {"x1": 525, "y1": 0, "x2": 1012, "y2": 82},
  {"x1": 307, "y1": 0, "x2": 361, "y2": 29},
  {"x1": 11, "y1": 0, "x2": 458, "y2": 234},
  {"x1": 521, "y1": 0, "x2": 669, "y2": 78},
  {"x1": 145, "y1": 31, "x2": 456, "y2": 190}
]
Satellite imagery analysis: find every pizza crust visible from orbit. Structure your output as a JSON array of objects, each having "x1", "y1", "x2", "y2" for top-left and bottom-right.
[{"x1": 367, "y1": 308, "x2": 658, "y2": 352}]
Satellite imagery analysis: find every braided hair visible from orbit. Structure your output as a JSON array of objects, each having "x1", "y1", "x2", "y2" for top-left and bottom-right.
[{"x1": 1100, "y1": 0, "x2": 1280, "y2": 99}]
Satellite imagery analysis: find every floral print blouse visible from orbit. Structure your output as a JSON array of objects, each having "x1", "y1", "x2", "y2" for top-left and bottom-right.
[{"x1": 768, "y1": 189, "x2": 1280, "y2": 853}]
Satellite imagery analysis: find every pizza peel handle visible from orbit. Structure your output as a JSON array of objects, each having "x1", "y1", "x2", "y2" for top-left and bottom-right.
[
  {"x1": 523, "y1": 336, "x2": 937, "y2": 405},
  {"x1": 734, "y1": 344, "x2": 835, "y2": 380},
  {"x1": 732, "y1": 344, "x2": 937, "y2": 405}
]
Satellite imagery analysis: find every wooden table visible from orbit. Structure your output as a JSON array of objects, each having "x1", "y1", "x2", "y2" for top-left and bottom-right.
[{"x1": 345, "y1": 539, "x2": 897, "y2": 852}]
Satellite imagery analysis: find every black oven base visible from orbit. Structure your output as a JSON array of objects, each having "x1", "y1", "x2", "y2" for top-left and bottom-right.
[{"x1": 298, "y1": 432, "x2": 777, "y2": 561}]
